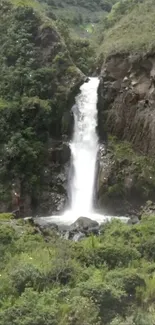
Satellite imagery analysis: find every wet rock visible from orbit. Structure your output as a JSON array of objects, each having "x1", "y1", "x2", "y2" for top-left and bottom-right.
[
  {"x1": 70, "y1": 217, "x2": 99, "y2": 234},
  {"x1": 33, "y1": 217, "x2": 58, "y2": 231},
  {"x1": 62, "y1": 229, "x2": 87, "y2": 241},
  {"x1": 86, "y1": 226, "x2": 100, "y2": 235},
  {"x1": 48, "y1": 141, "x2": 71, "y2": 165},
  {"x1": 72, "y1": 232, "x2": 86, "y2": 242},
  {"x1": 63, "y1": 231, "x2": 71, "y2": 240},
  {"x1": 127, "y1": 215, "x2": 140, "y2": 225},
  {"x1": 24, "y1": 217, "x2": 34, "y2": 226}
]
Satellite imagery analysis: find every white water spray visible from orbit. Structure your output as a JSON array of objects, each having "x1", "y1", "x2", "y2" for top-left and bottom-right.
[
  {"x1": 37, "y1": 78, "x2": 129, "y2": 225},
  {"x1": 69, "y1": 77, "x2": 99, "y2": 215}
]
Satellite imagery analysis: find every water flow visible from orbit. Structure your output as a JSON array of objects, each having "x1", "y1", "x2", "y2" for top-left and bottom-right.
[
  {"x1": 69, "y1": 77, "x2": 100, "y2": 215},
  {"x1": 37, "y1": 77, "x2": 130, "y2": 225}
]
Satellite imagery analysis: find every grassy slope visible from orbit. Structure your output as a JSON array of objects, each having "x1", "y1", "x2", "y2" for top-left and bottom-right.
[{"x1": 99, "y1": 0, "x2": 155, "y2": 57}]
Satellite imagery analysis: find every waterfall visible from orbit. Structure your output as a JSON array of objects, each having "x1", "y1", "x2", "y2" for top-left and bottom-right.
[
  {"x1": 37, "y1": 77, "x2": 130, "y2": 225},
  {"x1": 69, "y1": 77, "x2": 99, "y2": 215}
]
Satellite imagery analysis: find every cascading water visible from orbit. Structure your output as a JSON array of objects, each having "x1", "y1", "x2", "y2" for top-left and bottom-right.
[
  {"x1": 69, "y1": 77, "x2": 99, "y2": 216},
  {"x1": 37, "y1": 77, "x2": 129, "y2": 225}
]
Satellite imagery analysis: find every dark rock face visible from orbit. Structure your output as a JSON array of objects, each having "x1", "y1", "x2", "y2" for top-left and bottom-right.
[
  {"x1": 98, "y1": 53, "x2": 155, "y2": 156},
  {"x1": 32, "y1": 139, "x2": 71, "y2": 216},
  {"x1": 97, "y1": 150, "x2": 142, "y2": 216},
  {"x1": 97, "y1": 53, "x2": 155, "y2": 215},
  {"x1": 96, "y1": 143, "x2": 155, "y2": 216},
  {"x1": 1, "y1": 139, "x2": 71, "y2": 217}
]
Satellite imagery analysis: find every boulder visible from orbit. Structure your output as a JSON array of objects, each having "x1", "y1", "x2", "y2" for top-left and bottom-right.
[{"x1": 70, "y1": 217, "x2": 99, "y2": 234}]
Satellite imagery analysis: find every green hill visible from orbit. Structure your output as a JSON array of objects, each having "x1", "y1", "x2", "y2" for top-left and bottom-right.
[
  {"x1": 97, "y1": 0, "x2": 155, "y2": 58},
  {"x1": 37, "y1": 0, "x2": 118, "y2": 37}
]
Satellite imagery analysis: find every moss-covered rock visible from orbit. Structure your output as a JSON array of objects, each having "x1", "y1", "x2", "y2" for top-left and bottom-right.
[{"x1": 97, "y1": 137, "x2": 155, "y2": 216}]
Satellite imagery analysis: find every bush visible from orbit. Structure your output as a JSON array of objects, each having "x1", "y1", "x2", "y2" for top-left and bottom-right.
[
  {"x1": 0, "y1": 288, "x2": 100, "y2": 325},
  {"x1": 78, "y1": 279, "x2": 126, "y2": 323},
  {"x1": 105, "y1": 268, "x2": 145, "y2": 296}
]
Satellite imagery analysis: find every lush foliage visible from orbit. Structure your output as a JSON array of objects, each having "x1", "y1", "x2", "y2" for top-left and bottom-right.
[
  {"x1": 1, "y1": 216, "x2": 155, "y2": 324},
  {"x1": 39, "y1": 0, "x2": 118, "y2": 26},
  {"x1": 0, "y1": 0, "x2": 82, "y2": 211},
  {"x1": 96, "y1": 0, "x2": 155, "y2": 57},
  {"x1": 57, "y1": 20, "x2": 95, "y2": 74}
]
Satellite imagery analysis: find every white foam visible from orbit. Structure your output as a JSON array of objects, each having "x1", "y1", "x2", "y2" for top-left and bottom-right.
[
  {"x1": 69, "y1": 77, "x2": 100, "y2": 216},
  {"x1": 37, "y1": 212, "x2": 129, "y2": 226}
]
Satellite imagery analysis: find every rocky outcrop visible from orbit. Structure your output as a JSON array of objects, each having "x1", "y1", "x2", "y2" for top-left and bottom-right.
[
  {"x1": 33, "y1": 216, "x2": 100, "y2": 241},
  {"x1": 35, "y1": 139, "x2": 71, "y2": 216},
  {"x1": 96, "y1": 137, "x2": 155, "y2": 216},
  {"x1": 98, "y1": 53, "x2": 155, "y2": 156},
  {"x1": 97, "y1": 53, "x2": 155, "y2": 215}
]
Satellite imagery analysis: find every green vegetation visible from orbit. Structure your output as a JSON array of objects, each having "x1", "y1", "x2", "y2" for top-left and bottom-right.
[
  {"x1": 102, "y1": 136, "x2": 155, "y2": 201},
  {"x1": 1, "y1": 0, "x2": 155, "y2": 324},
  {"x1": 96, "y1": 0, "x2": 155, "y2": 58},
  {"x1": 57, "y1": 20, "x2": 95, "y2": 73},
  {"x1": 39, "y1": 0, "x2": 118, "y2": 26},
  {"x1": 1, "y1": 216, "x2": 155, "y2": 324},
  {"x1": 0, "y1": 213, "x2": 13, "y2": 220},
  {"x1": 1, "y1": 0, "x2": 155, "y2": 320},
  {"x1": 0, "y1": 0, "x2": 83, "y2": 211}
]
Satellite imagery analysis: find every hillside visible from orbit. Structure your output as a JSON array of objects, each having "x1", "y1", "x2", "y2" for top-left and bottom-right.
[
  {"x1": 40, "y1": 0, "x2": 118, "y2": 22},
  {"x1": 0, "y1": 0, "x2": 84, "y2": 216},
  {"x1": 97, "y1": 0, "x2": 155, "y2": 58},
  {"x1": 37, "y1": 0, "x2": 118, "y2": 37},
  {"x1": 97, "y1": 0, "x2": 155, "y2": 214}
]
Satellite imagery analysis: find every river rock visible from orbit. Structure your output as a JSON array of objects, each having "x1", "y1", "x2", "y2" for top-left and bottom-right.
[
  {"x1": 70, "y1": 217, "x2": 99, "y2": 234},
  {"x1": 127, "y1": 215, "x2": 139, "y2": 225},
  {"x1": 33, "y1": 217, "x2": 58, "y2": 231},
  {"x1": 72, "y1": 232, "x2": 86, "y2": 242},
  {"x1": 24, "y1": 217, "x2": 35, "y2": 225}
]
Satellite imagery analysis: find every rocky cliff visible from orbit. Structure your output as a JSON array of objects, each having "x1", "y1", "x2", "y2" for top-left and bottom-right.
[
  {"x1": 98, "y1": 53, "x2": 155, "y2": 156},
  {"x1": 97, "y1": 53, "x2": 155, "y2": 215}
]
